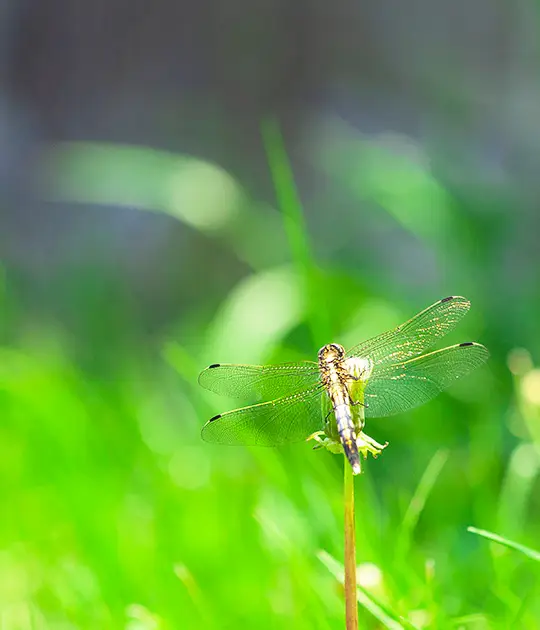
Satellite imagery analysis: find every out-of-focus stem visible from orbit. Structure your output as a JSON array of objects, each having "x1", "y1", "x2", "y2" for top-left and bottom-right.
[
  {"x1": 344, "y1": 457, "x2": 358, "y2": 630},
  {"x1": 260, "y1": 117, "x2": 328, "y2": 345}
]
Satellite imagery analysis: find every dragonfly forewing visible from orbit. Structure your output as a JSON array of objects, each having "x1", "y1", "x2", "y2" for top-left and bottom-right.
[
  {"x1": 198, "y1": 362, "x2": 321, "y2": 401},
  {"x1": 347, "y1": 296, "x2": 471, "y2": 367}
]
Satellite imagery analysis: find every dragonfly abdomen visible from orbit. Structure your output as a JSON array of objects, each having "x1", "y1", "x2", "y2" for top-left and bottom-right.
[{"x1": 333, "y1": 402, "x2": 361, "y2": 475}]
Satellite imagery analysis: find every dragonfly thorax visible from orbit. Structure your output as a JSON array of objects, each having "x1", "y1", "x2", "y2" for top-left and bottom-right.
[{"x1": 318, "y1": 343, "x2": 346, "y2": 364}]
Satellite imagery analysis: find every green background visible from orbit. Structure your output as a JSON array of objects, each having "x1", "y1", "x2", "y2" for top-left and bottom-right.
[{"x1": 2, "y1": 125, "x2": 540, "y2": 629}]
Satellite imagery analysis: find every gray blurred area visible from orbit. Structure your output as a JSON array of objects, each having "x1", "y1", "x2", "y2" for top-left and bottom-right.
[{"x1": 1, "y1": 0, "x2": 539, "y2": 338}]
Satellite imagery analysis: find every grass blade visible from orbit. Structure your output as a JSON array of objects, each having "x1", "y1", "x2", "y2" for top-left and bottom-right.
[
  {"x1": 396, "y1": 449, "x2": 449, "y2": 558},
  {"x1": 467, "y1": 526, "x2": 540, "y2": 561},
  {"x1": 261, "y1": 117, "x2": 328, "y2": 345}
]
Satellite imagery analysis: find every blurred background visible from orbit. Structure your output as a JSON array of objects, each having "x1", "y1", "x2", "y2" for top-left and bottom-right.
[{"x1": 1, "y1": 1, "x2": 540, "y2": 628}]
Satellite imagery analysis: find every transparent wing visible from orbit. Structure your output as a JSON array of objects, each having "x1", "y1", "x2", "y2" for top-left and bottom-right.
[
  {"x1": 364, "y1": 342, "x2": 489, "y2": 418},
  {"x1": 347, "y1": 296, "x2": 471, "y2": 367},
  {"x1": 201, "y1": 385, "x2": 325, "y2": 446},
  {"x1": 198, "y1": 362, "x2": 321, "y2": 401}
]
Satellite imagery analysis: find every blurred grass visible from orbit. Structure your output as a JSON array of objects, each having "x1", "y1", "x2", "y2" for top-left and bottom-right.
[
  {"x1": 467, "y1": 527, "x2": 540, "y2": 562},
  {"x1": 2, "y1": 131, "x2": 540, "y2": 629},
  {"x1": 261, "y1": 118, "x2": 329, "y2": 346}
]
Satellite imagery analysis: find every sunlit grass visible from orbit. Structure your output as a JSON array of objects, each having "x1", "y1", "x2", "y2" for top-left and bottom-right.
[
  {"x1": 2, "y1": 135, "x2": 539, "y2": 629},
  {"x1": 2, "y1": 284, "x2": 538, "y2": 628}
]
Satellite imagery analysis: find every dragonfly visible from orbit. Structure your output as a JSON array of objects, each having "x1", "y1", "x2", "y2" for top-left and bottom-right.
[{"x1": 199, "y1": 296, "x2": 489, "y2": 474}]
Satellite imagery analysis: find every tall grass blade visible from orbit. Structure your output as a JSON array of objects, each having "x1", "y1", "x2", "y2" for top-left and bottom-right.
[
  {"x1": 467, "y1": 526, "x2": 540, "y2": 561},
  {"x1": 396, "y1": 449, "x2": 449, "y2": 558},
  {"x1": 261, "y1": 117, "x2": 327, "y2": 345}
]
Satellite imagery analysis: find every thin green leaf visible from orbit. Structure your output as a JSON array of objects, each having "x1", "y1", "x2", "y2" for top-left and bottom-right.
[
  {"x1": 397, "y1": 449, "x2": 449, "y2": 557},
  {"x1": 467, "y1": 527, "x2": 540, "y2": 561},
  {"x1": 260, "y1": 117, "x2": 328, "y2": 345},
  {"x1": 449, "y1": 613, "x2": 491, "y2": 628}
]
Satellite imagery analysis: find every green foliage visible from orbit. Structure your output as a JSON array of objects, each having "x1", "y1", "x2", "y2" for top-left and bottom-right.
[{"x1": 2, "y1": 134, "x2": 540, "y2": 629}]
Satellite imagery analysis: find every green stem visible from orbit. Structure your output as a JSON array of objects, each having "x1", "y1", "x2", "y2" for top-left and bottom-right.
[
  {"x1": 344, "y1": 457, "x2": 358, "y2": 630},
  {"x1": 260, "y1": 117, "x2": 327, "y2": 346}
]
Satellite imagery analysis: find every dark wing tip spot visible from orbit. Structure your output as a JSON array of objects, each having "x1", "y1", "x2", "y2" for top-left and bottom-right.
[
  {"x1": 208, "y1": 363, "x2": 220, "y2": 369},
  {"x1": 441, "y1": 296, "x2": 455, "y2": 303},
  {"x1": 209, "y1": 414, "x2": 222, "y2": 422},
  {"x1": 459, "y1": 342, "x2": 474, "y2": 347}
]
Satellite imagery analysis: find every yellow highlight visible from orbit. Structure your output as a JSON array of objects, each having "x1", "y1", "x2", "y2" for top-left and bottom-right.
[{"x1": 521, "y1": 369, "x2": 540, "y2": 406}]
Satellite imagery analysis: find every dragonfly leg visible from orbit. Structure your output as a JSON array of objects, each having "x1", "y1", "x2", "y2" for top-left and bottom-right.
[
  {"x1": 350, "y1": 400, "x2": 366, "y2": 408},
  {"x1": 306, "y1": 431, "x2": 343, "y2": 454},
  {"x1": 324, "y1": 408, "x2": 334, "y2": 422},
  {"x1": 306, "y1": 431, "x2": 325, "y2": 450}
]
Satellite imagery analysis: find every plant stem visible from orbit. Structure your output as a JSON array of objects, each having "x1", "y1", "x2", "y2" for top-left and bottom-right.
[
  {"x1": 344, "y1": 457, "x2": 358, "y2": 630},
  {"x1": 260, "y1": 117, "x2": 328, "y2": 346}
]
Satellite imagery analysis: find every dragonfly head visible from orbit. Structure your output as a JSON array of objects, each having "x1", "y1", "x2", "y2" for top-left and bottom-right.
[{"x1": 318, "y1": 343, "x2": 346, "y2": 363}]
